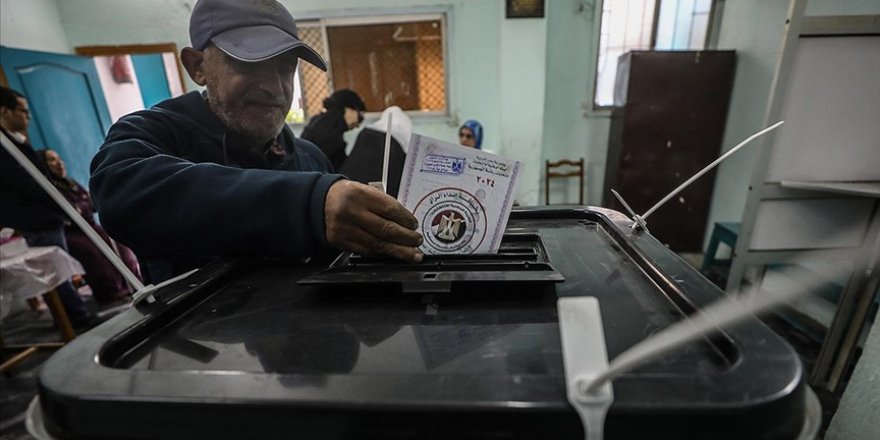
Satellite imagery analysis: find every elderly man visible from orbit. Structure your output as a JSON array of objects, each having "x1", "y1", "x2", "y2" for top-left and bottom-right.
[{"x1": 90, "y1": 0, "x2": 423, "y2": 283}]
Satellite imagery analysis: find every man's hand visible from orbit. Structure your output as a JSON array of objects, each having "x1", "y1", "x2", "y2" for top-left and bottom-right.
[{"x1": 324, "y1": 180, "x2": 423, "y2": 262}]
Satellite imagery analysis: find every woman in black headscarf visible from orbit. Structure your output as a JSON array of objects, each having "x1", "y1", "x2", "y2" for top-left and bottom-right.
[{"x1": 300, "y1": 89, "x2": 366, "y2": 171}]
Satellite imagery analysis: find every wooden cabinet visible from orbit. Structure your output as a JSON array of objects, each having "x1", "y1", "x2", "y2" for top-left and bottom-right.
[{"x1": 603, "y1": 50, "x2": 736, "y2": 252}]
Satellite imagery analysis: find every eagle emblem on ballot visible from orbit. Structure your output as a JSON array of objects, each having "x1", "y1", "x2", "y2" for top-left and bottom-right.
[
  {"x1": 436, "y1": 212, "x2": 465, "y2": 242},
  {"x1": 450, "y1": 159, "x2": 464, "y2": 174}
]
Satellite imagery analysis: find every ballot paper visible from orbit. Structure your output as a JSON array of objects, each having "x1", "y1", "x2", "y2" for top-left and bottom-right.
[{"x1": 397, "y1": 134, "x2": 522, "y2": 255}]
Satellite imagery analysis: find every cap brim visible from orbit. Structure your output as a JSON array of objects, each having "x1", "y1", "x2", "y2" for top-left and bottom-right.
[{"x1": 212, "y1": 25, "x2": 327, "y2": 71}]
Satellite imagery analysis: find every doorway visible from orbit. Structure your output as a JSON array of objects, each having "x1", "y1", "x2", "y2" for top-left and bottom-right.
[{"x1": 75, "y1": 43, "x2": 187, "y2": 121}]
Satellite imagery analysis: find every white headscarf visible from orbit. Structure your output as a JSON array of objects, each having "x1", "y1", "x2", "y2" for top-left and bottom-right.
[{"x1": 368, "y1": 106, "x2": 413, "y2": 153}]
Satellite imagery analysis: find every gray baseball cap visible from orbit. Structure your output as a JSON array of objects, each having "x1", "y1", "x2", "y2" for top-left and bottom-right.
[{"x1": 189, "y1": 0, "x2": 327, "y2": 70}]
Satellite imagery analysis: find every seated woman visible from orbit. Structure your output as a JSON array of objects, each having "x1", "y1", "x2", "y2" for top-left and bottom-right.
[
  {"x1": 458, "y1": 120, "x2": 484, "y2": 149},
  {"x1": 39, "y1": 149, "x2": 141, "y2": 305},
  {"x1": 339, "y1": 106, "x2": 412, "y2": 198}
]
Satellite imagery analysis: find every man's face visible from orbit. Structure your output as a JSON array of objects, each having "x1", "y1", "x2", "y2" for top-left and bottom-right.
[
  {"x1": 0, "y1": 97, "x2": 31, "y2": 133},
  {"x1": 201, "y1": 46, "x2": 297, "y2": 143}
]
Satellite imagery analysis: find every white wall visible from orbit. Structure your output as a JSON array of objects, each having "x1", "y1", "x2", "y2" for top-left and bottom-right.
[{"x1": 0, "y1": 0, "x2": 69, "y2": 53}]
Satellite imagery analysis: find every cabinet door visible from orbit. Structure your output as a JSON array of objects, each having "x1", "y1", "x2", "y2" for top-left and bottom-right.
[{"x1": 605, "y1": 51, "x2": 736, "y2": 252}]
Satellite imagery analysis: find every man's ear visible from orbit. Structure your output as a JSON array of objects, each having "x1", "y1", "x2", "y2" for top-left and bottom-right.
[{"x1": 181, "y1": 47, "x2": 208, "y2": 86}]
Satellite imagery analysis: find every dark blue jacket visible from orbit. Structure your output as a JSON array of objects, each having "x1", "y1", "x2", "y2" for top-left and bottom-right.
[
  {"x1": 0, "y1": 127, "x2": 66, "y2": 231},
  {"x1": 90, "y1": 91, "x2": 342, "y2": 283}
]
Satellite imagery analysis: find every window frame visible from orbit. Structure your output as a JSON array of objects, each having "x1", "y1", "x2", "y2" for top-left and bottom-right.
[
  {"x1": 292, "y1": 7, "x2": 453, "y2": 124},
  {"x1": 590, "y1": 0, "x2": 720, "y2": 112}
]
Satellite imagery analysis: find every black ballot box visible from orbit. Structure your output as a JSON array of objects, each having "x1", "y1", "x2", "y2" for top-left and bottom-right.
[{"x1": 37, "y1": 207, "x2": 808, "y2": 440}]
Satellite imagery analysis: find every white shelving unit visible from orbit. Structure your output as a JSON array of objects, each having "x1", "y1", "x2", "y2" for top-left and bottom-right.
[
  {"x1": 727, "y1": 8, "x2": 880, "y2": 392},
  {"x1": 779, "y1": 181, "x2": 880, "y2": 198}
]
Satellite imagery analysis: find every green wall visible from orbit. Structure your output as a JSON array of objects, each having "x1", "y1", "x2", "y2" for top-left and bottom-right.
[
  {"x1": 4, "y1": 0, "x2": 614, "y2": 206},
  {"x1": 0, "y1": 0, "x2": 68, "y2": 53},
  {"x1": 541, "y1": 0, "x2": 611, "y2": 205},
  {"x1": 499, "y1": 10, "x2": 547, "y2": 204},
  {"x1": 53, "y1": 0, "x2": 558, "y2": 202}
]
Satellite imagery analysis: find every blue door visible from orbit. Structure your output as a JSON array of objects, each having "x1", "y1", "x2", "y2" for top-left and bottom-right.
[
  {"x1": 131, "y1": 53, "x2": 172, "y2": 108},
  {"x1": 1, "y1": 46, "x2": 111, "y2": 188}
]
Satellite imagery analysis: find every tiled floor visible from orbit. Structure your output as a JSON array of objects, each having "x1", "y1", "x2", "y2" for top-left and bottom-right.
[
  {"x1": 1, "y1": 295, "x2": 128, "y2": 440},
  {"x1": 1, "y1": 309, "x2": 60, "y2": 440}
]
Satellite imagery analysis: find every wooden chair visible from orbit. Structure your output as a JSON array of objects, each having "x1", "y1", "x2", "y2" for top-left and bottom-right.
[
  {"x1": 1, "y1": 288, "x2": 75, "y2": 374},
  {"x1": 545, "y1": 158, "x2": 585, "y2": 205},
  {"x1": 1, "y1": 245, "x2": 79, "y2": 374}
]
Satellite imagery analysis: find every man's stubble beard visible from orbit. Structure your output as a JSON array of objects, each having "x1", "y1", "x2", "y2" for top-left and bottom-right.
[{"x1": 205, "y1": 85, "x2": 286, "y2": 147}]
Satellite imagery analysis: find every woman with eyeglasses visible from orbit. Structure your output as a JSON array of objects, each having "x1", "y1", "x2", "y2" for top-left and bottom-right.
[
  {"x1": 300, "y1": 89, "x2": 366, "y2": 171},
  {"x1": 458, "y1": 120, "x2": 483, "y2": 149}
]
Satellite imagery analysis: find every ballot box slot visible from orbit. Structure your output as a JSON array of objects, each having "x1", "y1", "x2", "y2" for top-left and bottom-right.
[
  {"x1": 350, "y1": 251, "x2": 541, "y2": 264},
  {"x1": 344, "y1": 261, "x2": 553, "y2": 272},
  {"x1": 298, "y1": 233, "x2": 565, "y2": 292}
]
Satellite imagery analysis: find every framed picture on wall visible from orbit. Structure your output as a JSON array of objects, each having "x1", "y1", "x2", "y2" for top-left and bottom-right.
[{"x1": 506, "y1": 0, "x2": 544, "y2": 19}]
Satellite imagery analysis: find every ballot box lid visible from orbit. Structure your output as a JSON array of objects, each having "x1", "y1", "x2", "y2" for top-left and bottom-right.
[{"x1": 38, "y1": 207, "x2": 806, "y2": 440}]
